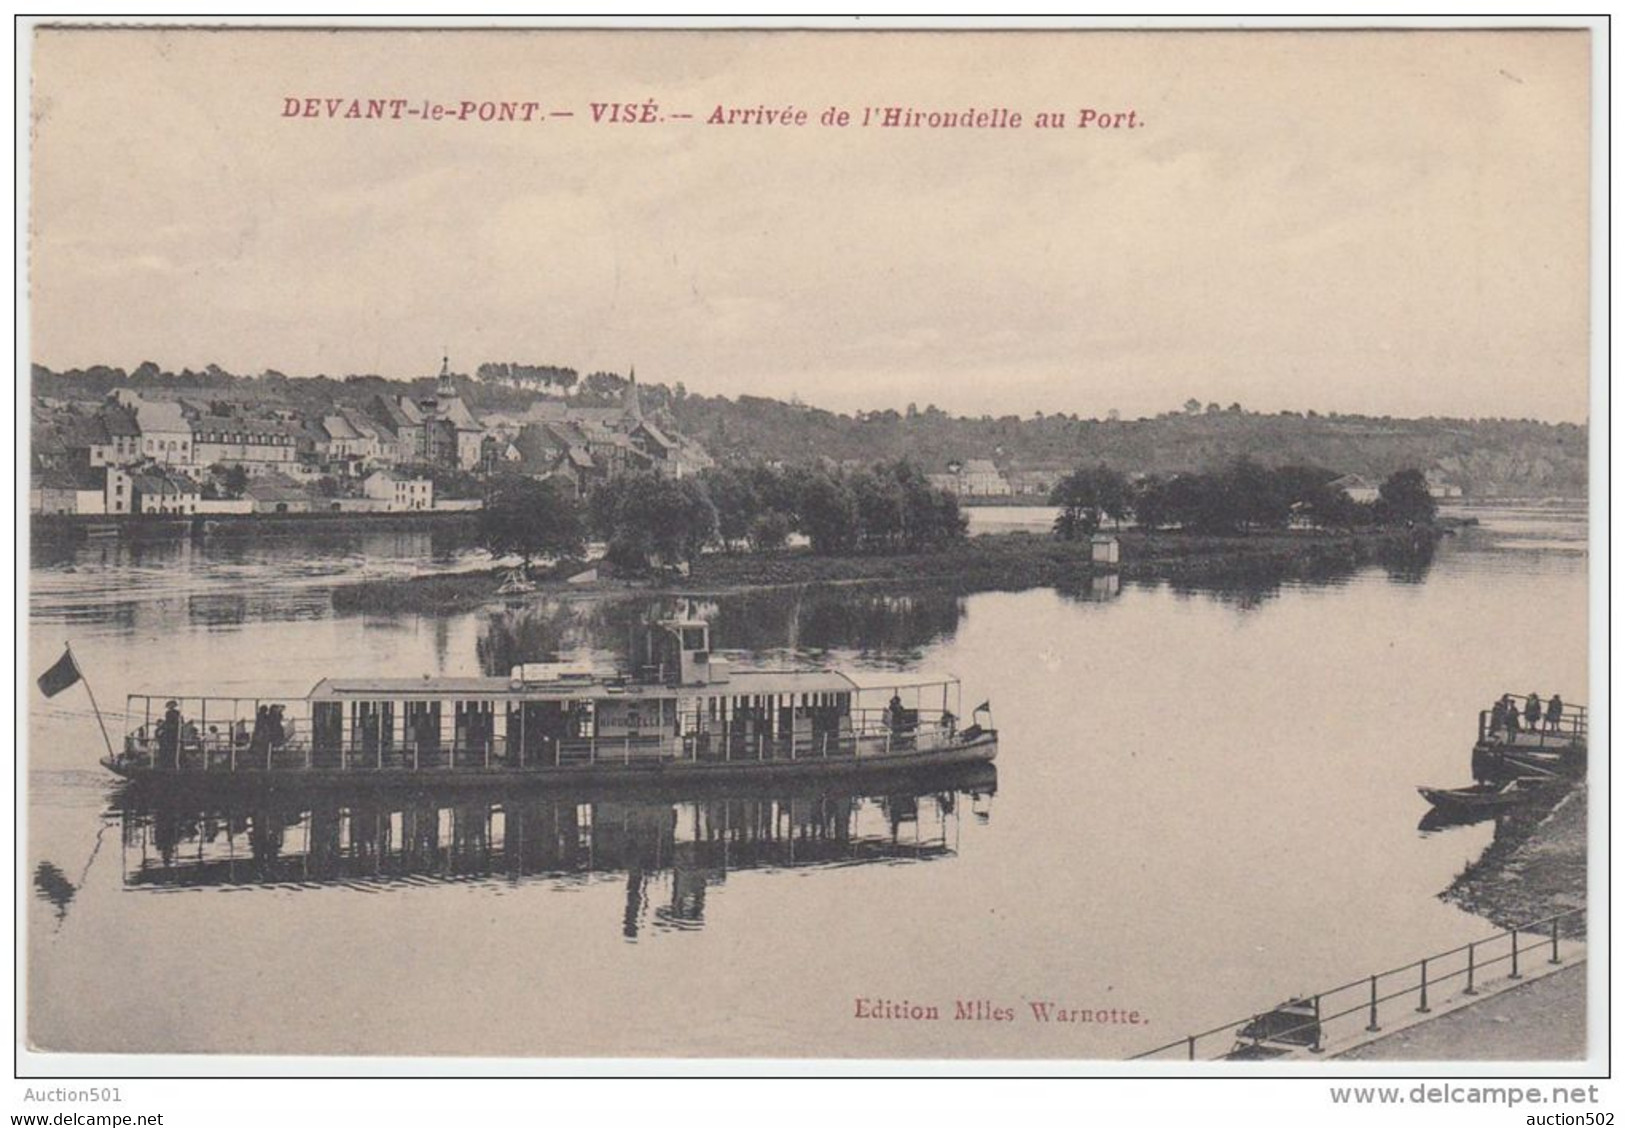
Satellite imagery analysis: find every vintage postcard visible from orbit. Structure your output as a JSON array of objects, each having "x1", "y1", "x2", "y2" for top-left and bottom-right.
[{"x1": 21, "y1": 21, "x2": 1598, "y2": 1075}]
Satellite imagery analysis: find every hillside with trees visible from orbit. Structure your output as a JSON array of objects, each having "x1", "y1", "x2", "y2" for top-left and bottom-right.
[{"x1": 30, "y1": 362, "x2": 1587, "y2": 497}]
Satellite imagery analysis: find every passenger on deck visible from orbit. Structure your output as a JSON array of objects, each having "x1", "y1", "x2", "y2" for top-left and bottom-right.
[
  {"x1": 941, "y1": 709, "x2": 957, "y2": 737},
  {"x1": 155, "y1": 700, "x2": 181, "y2": 765},
  {"x1": 266, "y1": 705, "x2": 288, "y2": 749},
  {"x1": 1524, "y1": 693, "x2": 1543, "y2": 729},
  {"x1": 249, "y1": 705, "x2": 270, "y2": 754},
  {"x1": 181, "y1": 719, "x2": 201, "y2": 753},
  {"x1": 1504, "y1": 700, "x2": 1521, "y2": 739},
  {"x1": 1546, "y1": 695, "x2": 1566, "y2": 733},
  {"x1": 233, "y1": 719, "x2": 250, "y2": 748},
  {"x1": 1490, "y1": 697, "x2": 1509, "y2": 736}
]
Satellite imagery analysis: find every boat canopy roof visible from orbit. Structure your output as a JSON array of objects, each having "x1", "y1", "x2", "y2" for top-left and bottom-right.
[{"x1": 306, "y1": 668, "x2": 867, "y2": 702}]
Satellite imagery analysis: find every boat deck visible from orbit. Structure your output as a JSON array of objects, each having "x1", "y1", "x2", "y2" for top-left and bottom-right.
[{"x1": 106, "y1": 728, "x2": 999, "y2": 789}]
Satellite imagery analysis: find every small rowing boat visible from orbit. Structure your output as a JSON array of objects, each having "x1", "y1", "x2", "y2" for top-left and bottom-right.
[{"x1": 1417, "y1": 779, "x2": 1540, "y2": 816}]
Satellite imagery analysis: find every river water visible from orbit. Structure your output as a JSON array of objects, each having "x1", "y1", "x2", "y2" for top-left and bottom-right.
[{"x1": 26, "y1": 504, "x2": 1589, "y2": 1060}]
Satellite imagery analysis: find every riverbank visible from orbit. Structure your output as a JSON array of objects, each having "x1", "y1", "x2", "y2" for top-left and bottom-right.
[
  {"x1": 1444, "y1": 782, "x2": 1588, "y2": 935},
  {"x1": 329, "y1": 525, "x2": 1441, "y2": 615},
  {"x1": 31, "y1": 508, "x2": 481, "y2": 545}
]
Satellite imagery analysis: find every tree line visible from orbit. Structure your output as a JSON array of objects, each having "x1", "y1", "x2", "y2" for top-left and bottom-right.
[
  {"x1": 1050, "y1": 459, "x2": 1438, "y2": 538},
  {"x1": 479, "y1": 460, "x2": 969, "y2": 572}
]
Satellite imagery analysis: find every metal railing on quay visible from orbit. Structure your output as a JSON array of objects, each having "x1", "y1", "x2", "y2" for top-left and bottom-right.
[{"x1": 1129, "y1": 908, "x2": 1586, "y2": 1062}]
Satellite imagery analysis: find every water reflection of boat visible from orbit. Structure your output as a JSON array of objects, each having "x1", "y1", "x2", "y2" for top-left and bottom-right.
[
  {"x1": 103, "y1": 619, "x2": 997, "y2": 791},
  {"x1": 111, "y1": 765, "x2": 997, "y2": 935}
]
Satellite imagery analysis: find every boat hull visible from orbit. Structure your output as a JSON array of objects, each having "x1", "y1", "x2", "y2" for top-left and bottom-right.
[
  {"x1": 1417, "y1": 783, "x2": 1530, "y2": 815},
  {"x1": 101, "y1": 732, "x2": 998, "y2": 795}
]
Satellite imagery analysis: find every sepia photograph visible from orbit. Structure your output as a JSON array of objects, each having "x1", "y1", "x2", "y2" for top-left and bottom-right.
[{"x1": 18, "y1": 17, "x2": 1600, "y2": 1084}]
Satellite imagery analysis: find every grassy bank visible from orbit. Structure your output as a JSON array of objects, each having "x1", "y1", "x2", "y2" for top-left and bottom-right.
[{"x1": 329, "y1": 525, "x2": 1441, "y2": 615}]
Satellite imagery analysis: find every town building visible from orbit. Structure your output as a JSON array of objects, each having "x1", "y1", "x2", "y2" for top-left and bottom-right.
[
  {"x1": 191, "y1": 414, "x2": 300, "y2": 475},
  {"x1": 1328, "y1": 473, "x2": 1381, "y2": 504},
  {"x1": 115, "y1": 391, "x2": 196, "y2": 468},
  {"x1": 244, "y1": 473, "x2": 315, "y2": 514},
  {"x1": 932, "y1": 459, "x2": 1012, "y2": 497},
  {"x1": 127, "y1": 465, "x2": 200, "y2": 515},
  {"x1": 30, "y1": 467, "x2": 83, "y2": 515},
  {"x1": 485, "y1": 373, "x2": 711, "y2": 482},
  {"x1": 363, "y1": 469, "x2": 434, "y2": 511},
  {"x1": 369, "y1": 358, "x2": 488, "y2": 470}
]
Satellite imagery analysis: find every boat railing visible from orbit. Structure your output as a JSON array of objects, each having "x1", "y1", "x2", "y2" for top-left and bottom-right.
[
  {"x1": 1129, "y1": 907, "x2": 1587, "y2": 1061},
  {"x1": 115, "y1": 703, "x2": 977, "y2": 774}
]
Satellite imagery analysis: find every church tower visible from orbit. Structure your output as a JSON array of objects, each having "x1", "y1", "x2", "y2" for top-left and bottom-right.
[
  {"x1": 436, "y1": 354, "x2": 456, "y2": 402},
  {"x1": 623, "y1": 364, "x2": 643, "y2": 423}
]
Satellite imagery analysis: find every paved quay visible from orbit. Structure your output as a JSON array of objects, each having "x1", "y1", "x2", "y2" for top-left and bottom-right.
[{"x1": 1336, "y1": 961, "x2": 1587, "y2": 1061}]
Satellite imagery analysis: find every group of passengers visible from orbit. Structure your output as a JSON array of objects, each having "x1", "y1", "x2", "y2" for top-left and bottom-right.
[
  {"x1": 1489, "y1": 693, "x2": 1567, "y2": 741},
  {"x1": 148, "y1": 700, "x2": 292, "y2": 765}
]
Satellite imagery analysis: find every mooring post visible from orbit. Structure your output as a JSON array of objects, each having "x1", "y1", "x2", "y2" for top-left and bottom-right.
[
  {"x1": 1186, "y1": 1035, "x2": 1196, "y2": 1061},
  {"x1": 1417, "y1": 959, "x2": 1430, "y2": 1013},
  {"x1": 1464, "y1": 943, "x2": 1477, "y2": 995},
  {"x1": 1510, "y1": 929, "x2": 1522, "y2": 979},
  {"x1": 1310, "y1": 995, "x2": 1323, "y2": 1053},
  {"x1": 1365, "y1": 974, "x2": 1381, "y2": 1032},
  {"x1": 1550, "y1": 918, "x2": 1562, "y2": 964}
]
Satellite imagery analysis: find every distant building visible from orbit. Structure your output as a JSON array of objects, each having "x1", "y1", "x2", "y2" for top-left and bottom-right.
[
  {"x1": 1424, "y1": 469, "x2": 1463, "y2": 499},
  {"x1": 1328, "y1": 473, "x2": 1380, "y2": 504},
  {"x1": 115, "y1": 391, "x2": 196, "y2": 467},
  {"x1": 244, "y1": 473, "x2": 314, "y2": 514},
  {"x1": 363, "y1": 469, "x2": 434, "y2": 511},
  {"x1": 367, "y1": 395, "x2": 427, "y2": 464},
  {"x1": 105, "y1": 466, "x2": 134, "y2": 515},
  {"x1": 191, "y1": 414, "x2": 300, "y2": 475},
  {"x1": 1008, "y1": 468, "x2": 1064, "y2": 497},
  {"x1": 483, "y1": 372, "x2": 709, "y2": 484},
  {"x1": 511, "y1": 422, "x2": 599, "y2": 497},
  {"x1": 127, "y1": 465, "x2": 199, "y2": 515},
  {"x1": 937, "y1": 459, "x2": 1012, "y2": 497},
  {"x1": 359, "y1": 360, "x2": 486, "y2": 470},
  {"x1": 30, "y1": 467, "x2": 82, "y2": 515},
  {"x1": 97, "y1": 406, "x2": 143, "y2": 466}
]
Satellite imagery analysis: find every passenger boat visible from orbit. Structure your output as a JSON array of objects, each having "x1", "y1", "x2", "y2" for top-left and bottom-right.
[{"x1": 101, "y1": 618, "x2": 998, "y2": 790}]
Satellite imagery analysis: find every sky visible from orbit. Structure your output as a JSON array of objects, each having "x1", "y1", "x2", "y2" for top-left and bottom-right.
[{"x1": 28, "y1": 27, "x2": 1593, "y2": 422}]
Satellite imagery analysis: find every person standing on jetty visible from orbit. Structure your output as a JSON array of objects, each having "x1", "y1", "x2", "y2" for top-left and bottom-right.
[
  {"x1": 1524, "y1": 693, "x2": 1543, "y2": 730},
  {"x1": 1547, "y1": 694, "x2": 1566, "y2": 733},
  {"x1": 1490, "y1": 695, "x2": 1509, "y2": 737}
]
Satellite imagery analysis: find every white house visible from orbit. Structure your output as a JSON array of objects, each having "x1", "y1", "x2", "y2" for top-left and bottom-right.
[
  {"x1": 116, "y1": 391, "x2": 196, "y2": 468},
  {"x1": 953, "y1": 460, "x2": 1013, "y2": 497},
  {"x1": 1328, "y1": 474, "x2": 1381, "y2": 504},
  {"x1": 364, "y1": 469, "x2": 434, "y2": 511}
]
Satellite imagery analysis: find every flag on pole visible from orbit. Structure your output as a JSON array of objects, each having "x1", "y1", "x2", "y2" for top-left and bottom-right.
[
  {"x1": 37, "y1": 648, "x2": 83, "y2": 699},
  {"x1": 972, "y1": 701, "x2": 990, "y2": 715}
]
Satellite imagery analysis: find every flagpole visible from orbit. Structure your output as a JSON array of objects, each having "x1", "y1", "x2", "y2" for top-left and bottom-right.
[{"x1": 66, "y1": 643, "x2": 116, "y2": 759}]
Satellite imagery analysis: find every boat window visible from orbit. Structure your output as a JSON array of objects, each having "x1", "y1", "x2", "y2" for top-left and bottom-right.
[{"x1": 682, "y1": 627, "x2": 706, "y2": 650}]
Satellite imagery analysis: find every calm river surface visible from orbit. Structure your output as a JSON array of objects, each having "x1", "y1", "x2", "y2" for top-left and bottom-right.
[{"x1": 27, "y1": 504, "x2": 1588, "y2": 1059}]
